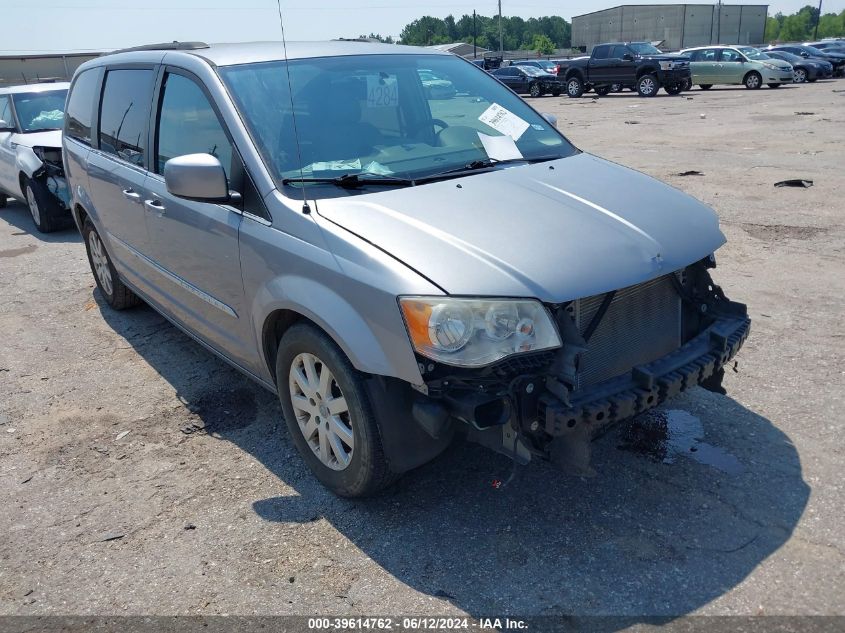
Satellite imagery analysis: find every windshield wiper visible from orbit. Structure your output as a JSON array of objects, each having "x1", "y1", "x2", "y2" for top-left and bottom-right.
[
  {"x1": 282, "y1": 173, "x2": 415, "y2": 189},
  {"x1": 416, "y1": 154, "x2": 564, "y2": 183}
]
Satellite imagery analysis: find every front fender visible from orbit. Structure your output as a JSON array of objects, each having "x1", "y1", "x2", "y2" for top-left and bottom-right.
[{"x1": 15, "y1": 145, "x2": 44, "y2": 180}]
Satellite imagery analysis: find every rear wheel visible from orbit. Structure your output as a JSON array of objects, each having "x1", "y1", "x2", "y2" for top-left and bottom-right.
[
  {"x1": 24, "y1": 178, "x2": 63, "y2": 233},
  {"x1": 664, "y1": 83, "x2": 683, "y2": 95},
  {"x1": 82, "y1": 220, "x2": 140, "y2": 310},
  {"x1": 528, "y1": 82, "x2": 542, "y2": 98},
  {"x1": 793, "y1": 68, "x2": 807, "y2": 83},
  {"x1": 565, "y1": 76, "x2": 584, "y2": 98},
  {"x1": 610, "y1": 83, "x2": 623, "y2": 92},
  {"x1": 636, "y1": 73, "x2": 659, "y2": 97},
  {"x1": 744, "y1": 71, "x2": 762, "y2": 89},
  {"x1": 594, "y1": 86, "x2": 610, "y2": 96},
  {"x1": 276, "y1": 323, "x2": 398, "y2": 497},
  {"x1": 699, "y1": 84, "x2": 713, "y2": 90}
]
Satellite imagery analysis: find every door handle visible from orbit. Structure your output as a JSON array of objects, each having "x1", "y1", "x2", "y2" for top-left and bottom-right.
[
  {"x1": 122, "y1": 188, "x2": 141, "y2": 202},
  {"x1": 144, "y1": 199, "x2": 166, "y2": 216}
]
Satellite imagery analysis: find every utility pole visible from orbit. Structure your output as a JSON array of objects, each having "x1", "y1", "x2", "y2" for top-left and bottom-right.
[
  {"x1": 498, "y1": 0, "x2": 503, "y2": 54},
  {"x1": 473, "y1": 10, "x2": 477, "y2": 58},
  {"x1": 814, "y1": 0, "x2": 823, "y2": 40},
  {"x1": 716, "y1": 0, "x2": 722, "y2": 44}
]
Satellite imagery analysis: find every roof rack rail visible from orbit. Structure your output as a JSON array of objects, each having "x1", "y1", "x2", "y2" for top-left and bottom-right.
[{"x1": 107, "y1": 41, "x2": 209, "y2": 55}]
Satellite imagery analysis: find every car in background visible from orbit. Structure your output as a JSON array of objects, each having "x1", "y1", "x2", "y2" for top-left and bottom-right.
[
  {"x1": 763, "y1": 50, "x2": 831, "y2": 82},
  {"x1": 558, "y1": 42, "x2": 690, "y2": 97},
  {"x1": 681, "y1": 45, "x2": 793, "y2": 89},
  {"x1": 0, "y1": 82, "x2": 71, "y2": 232},
  {"x1": 491, "y1": 64, "x2": 561, "y2": 97},
  {"x1": 418, "y1": 69, "x2": 457, "y2": 99},
  {"x1": 767, "y1": 44, "x2": 845, "y2": 76},
  {"x1": 804, "y1": 41, "x2": 845, "y2": 53},
  {"x1": 512, "y1": 59, "x2": 560, "y2": 76}
]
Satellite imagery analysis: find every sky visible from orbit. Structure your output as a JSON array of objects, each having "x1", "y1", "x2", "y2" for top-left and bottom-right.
[{"x1": 3, "y1": 0, "x2": 844, "y2": 53}]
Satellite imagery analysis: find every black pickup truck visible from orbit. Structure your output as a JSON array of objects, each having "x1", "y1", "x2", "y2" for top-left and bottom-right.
[{"x1": 559, "y1": 42, "x2": 691, "y2": 97}]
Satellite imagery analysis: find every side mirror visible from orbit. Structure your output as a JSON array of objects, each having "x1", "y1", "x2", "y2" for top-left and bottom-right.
[
  {"x1": 164, "y1": 153, "x2": 237, "y2": 204},
  {"x1": 541, "y1": 112, "x2": 558, "y2": 128},
  {"x1": 0, "y1": 119, "x2": 14, "y2": 132}
]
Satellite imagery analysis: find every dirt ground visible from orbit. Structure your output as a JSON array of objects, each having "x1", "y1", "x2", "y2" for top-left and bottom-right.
[{"x1": 0, "y1": 80, "x2": 843, "y2": 619}]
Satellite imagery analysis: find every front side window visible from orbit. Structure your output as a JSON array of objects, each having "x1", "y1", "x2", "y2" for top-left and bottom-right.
[
  {"x1": 592, "y1": 45, "x2": 610, "y2": 59},
  {"x1": 155, "y1": 72, "x2": 233, "y2": 176},
  {"x1": 98, "y1": 69, "x2": 155, "y2": 166},
  {"x1": 66, "y1": 69, "x2": 99, "y2": 144},
  {"x1": 12, "y1": 89, "x2": 67, "y2": 132},
  {"x1": 720, "y1": 49, "x2": 743, "y2": 62},
  {"x1": 219, "y1": 54, "x2": 576, "y2": 197},
  {"x1": 610, "y1": 45, "x2": 630, "y2": 59},
  {"x1": 629, "y1": 43, "x2": 663, "y2": 55},
  {"x1": 0, "y1": 96, "x2": 12, "y2": 127}
]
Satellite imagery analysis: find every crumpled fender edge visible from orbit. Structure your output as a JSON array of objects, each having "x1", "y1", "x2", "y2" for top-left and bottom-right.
[{"x1": 15, "y1": 145, "x2": 44, "y2": 180}]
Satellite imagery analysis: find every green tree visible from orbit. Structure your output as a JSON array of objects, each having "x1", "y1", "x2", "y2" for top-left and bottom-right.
[
  {"x1": 532, "y1": 34, "x2": 555, "y2": 56},
  {"x1": 764, "y1": 16, "x2": 780, "y2": 42}
]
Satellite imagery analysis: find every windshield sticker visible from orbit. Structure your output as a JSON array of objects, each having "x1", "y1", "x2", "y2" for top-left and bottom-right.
[
  {"x1": 367, "y1": 74, "x2": 399, "y2": 108},
  {"x1": 362, "y1": 161, "x2": 393, "y2": 175},
  {"x1": 531, "y1": 123, "x2": 545, "y2": 131},
  {"x1": 478, "y1": 103, "x2": 530, "y2": 140},
  {"x1": 307, "y1": 159, "x2": 362, "y2": 172},
  {"x1": 477, "y1": 132, "x2": 524, "y2": 162}
]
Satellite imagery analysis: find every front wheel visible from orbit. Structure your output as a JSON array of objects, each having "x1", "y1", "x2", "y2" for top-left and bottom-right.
[
  {"x1": 24, "y1": 178, "x2": 63, "y2": 233},
  {"x1": 636, "y1": 73, "x2": 659, "y2": 97},
  {"x1": 793, "y1": 68, "x2": 807, "y2": 83},
  {"x1": 565, "y1": 76, "x2": 584, "y2": 98},
  {"x1": 744, "y1": 71, "x2": 762, "y2": 89},
  {"x1": 82, "y1": 220, "x2": 140, "y2": 310},
  {"x1": 276, "y1": 323, "x2": 398, "y2": 497},
  {"x1": 528, "y1": 82, "x2": 542, "y2": 98},
  {"x1": 699, "y1": 84, "x2": 713, "y2": 90},
  {"x1": 664, "y1": 83, "x2": 683, "y2": 95}
]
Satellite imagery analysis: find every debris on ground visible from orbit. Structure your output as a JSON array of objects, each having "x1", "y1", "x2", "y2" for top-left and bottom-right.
[
  {"x1": 624, "y1": 120, "x2": 640, "y2": 124},
  {"x1": 677, "y1": 170, "x2": 704, "y2": 176},
  {"x1": 794, "y1": 111, "x2": 815, "y2": 116},
  {"x1": 115, "y1": 430, "x2": 130, "y2": 441},
  {"x1": 774, "y1": 179, "x2": 813, "y2": 188},
  {"x1": 94, "y1": 532, "x2": 125, "y2": 543},
  {"x1": 184, "y1": 523, "x2": 197, "y2": 531}
]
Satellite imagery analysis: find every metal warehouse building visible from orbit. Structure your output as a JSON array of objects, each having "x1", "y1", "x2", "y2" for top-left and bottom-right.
[
  {"x1": 0, "y1": 51, "x2": 103, "y2": 87},
  {"x1": 572, "y1": 4, "x2": 769, "y2": 52}
]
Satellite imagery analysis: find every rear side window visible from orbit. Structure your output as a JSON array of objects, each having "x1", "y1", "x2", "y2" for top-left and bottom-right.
[
  {"x1": 98, "y1": 68, "x2": 155, "y2": 166},
  {"x1": 154, "y1": 72, "x2": 233, "y2": 177},
  {"x1": 65, "y1": 69, "x2": 98, "y2": 144}
]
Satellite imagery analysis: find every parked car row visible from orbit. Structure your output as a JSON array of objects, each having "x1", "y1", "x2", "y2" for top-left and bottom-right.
[{"x1": 0, "y1": 41, "x2": 750, "y2": 497}]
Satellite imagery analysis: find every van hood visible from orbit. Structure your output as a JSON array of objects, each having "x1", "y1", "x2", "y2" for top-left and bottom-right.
[
  {"x1": 315, "y1": 152, "x2": 726, "y2": 302},
  {"x1": 11, "y1": 130, "x2": 62, "y2": 149}
]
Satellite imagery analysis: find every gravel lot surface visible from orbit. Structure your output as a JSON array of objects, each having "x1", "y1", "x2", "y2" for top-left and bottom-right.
[{"x1": 0, "y1": 81, "x2": 843, "y2": 619}]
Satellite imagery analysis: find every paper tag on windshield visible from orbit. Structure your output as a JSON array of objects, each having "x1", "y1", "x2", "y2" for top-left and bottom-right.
[
  {"x1": 478, "y1": 103, "x2": 530, "y2": 140},
  {"x1": 309, "y1": 159, "x2": 362, "y2": 172},
  {"x1": 477, "y1": 133, "x2": 523, "y2": 162},
  {"x1": 367, "y1": 75, "x2": 399, "y2": 108}
]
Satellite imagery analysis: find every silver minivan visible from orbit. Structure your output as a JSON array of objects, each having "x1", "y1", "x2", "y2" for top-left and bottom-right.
[{"x1": 63, "y1": 41, "x2": 750, "y2": 497}]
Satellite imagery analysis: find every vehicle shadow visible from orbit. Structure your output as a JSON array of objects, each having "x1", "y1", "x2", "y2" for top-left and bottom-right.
[
  {"x1": 97, "y1": 295, "x2": 810, "y2": 620},
  {"x1": 0, "y1": 199, "x2": 79, "y2": 243}
]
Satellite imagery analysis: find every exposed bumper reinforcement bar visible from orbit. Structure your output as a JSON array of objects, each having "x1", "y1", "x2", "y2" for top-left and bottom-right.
[{"x1": 540, "y1": 315, "x2": 751, "y2": 437}]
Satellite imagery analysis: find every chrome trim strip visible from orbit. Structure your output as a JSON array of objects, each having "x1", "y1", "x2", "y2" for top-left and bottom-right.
[{"x1": 108, "y1": 232, "x2": 238, "y2": 318}]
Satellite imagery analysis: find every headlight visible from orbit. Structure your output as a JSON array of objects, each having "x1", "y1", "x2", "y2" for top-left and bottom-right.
[
  {"x1": 762, "y1": 62, "x2": 779, "y2": 70},
  {"x1": 659, "y1": 60, "x2": 674, "y2": 70},
  {"x1": 399, "y1": 297, "x2": 561, "y2": 367}
]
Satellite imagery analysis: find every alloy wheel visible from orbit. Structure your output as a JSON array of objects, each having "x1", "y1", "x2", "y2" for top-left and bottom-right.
[
  {"x1": 746, "y1": 73, "x2": 761, "y2": 89},
  {"x1": 640, "y1": 77, "x2": 656, "y2": 95},
  {"x1": 26, "y1": 185, "x2": 41, "y2": 226},
  {"x1": 289, "y1": 352, "x2": 354, "y2": 471},
  {"x1": 88, "y1": 230, "x2": 113, "y2": 296},
  {"x1": 794, "y1": 68, "x2": 807, "y2": 83},
  {"x1": 567, "y1": 79, "x2": 580, "y2": 96}
]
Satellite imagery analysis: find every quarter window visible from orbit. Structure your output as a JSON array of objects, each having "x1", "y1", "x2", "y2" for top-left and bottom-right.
[
  {"x1": 0, "y1": 96, "x2": 12, "y2": 127},
  {"x1": 155, "y1": 72, "x2": 233, "y2": 177},
  {"x1": 66, "y1": 69, "x2": 99, "y2": 144},
  {"x1": 99, "y1": 69, "x2": 155, "y2": 166}
]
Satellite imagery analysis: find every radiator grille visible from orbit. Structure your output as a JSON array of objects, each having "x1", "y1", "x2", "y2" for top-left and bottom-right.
[{"x1": 575, "y1": 273, "x2": 681, "y2": 390}]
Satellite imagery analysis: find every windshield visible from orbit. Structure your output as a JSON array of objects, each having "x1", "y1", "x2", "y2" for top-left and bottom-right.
[
  {"x1": 738, "y1": 46, "x2": 767, "y2": 60},
  {"x1": 629, "y1": 43, "x2": 662, "y2": 55},
  {"x1": 11, "y1": 90, "x2": 67, "y2": 132},
  {"x1": 768, "y1": 51, "x2": 800, "y2": 63},
  {"x1": 219, "y1": 54, "x2": 575, "y2": 194}
]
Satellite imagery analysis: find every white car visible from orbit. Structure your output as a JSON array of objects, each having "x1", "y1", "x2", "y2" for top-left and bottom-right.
[{"x1": 0, "y1": 82, "x2": 71, "y2": 232}]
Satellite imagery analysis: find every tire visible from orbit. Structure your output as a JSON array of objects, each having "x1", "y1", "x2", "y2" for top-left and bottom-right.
[
  {"x1": 24, "y1": 178, "x2": 63, "y2": 233},
  {"x1": 807, "y1": 77, "x2": 818, "y2": 83},
  {"x1": 793, "y1": 68, "x2": 807, "y2": 83},
  {"x1": 699, "y1": 84, "x2": 713, "y2": 90},
  {"x1": 551, "y1": 88, "x2": 561, "y2": 97},
  {"x1": 610, "y1": 83, "x2": 623, "y2": 92},
  {"x1": 0, "y1": 194, "x2": 6, "y2": 209},
  {"x1": 565, "y1": 75, "x2": 584, "y2": 98},
  {"x1": 594, "y1": 86, "x2": 610, "y2": 96},
  {"x1": 276, "y1": 323, "x2": 397, "y2": 498},
  {"x1": 680, "y1": 78, "x2": 692, "y2": 91},
  {"x1": 82, "y1": 219, "x2": 140, "y2": 310},
  {"x1": 664, "y1": 83, "x2": 683, "y2": 95},
  {"x1": 528, "y1": 82, "x2": 542, "y2": 98},
  {"x1": 767, "y1": 83, "x2": 781, "y2": 88},
  {"x1": 636, "y1": 73, "x2": 659, "y2": 97},
  {"x1": 744, "y1": 71, "x2": 762, "y2": 90}
]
